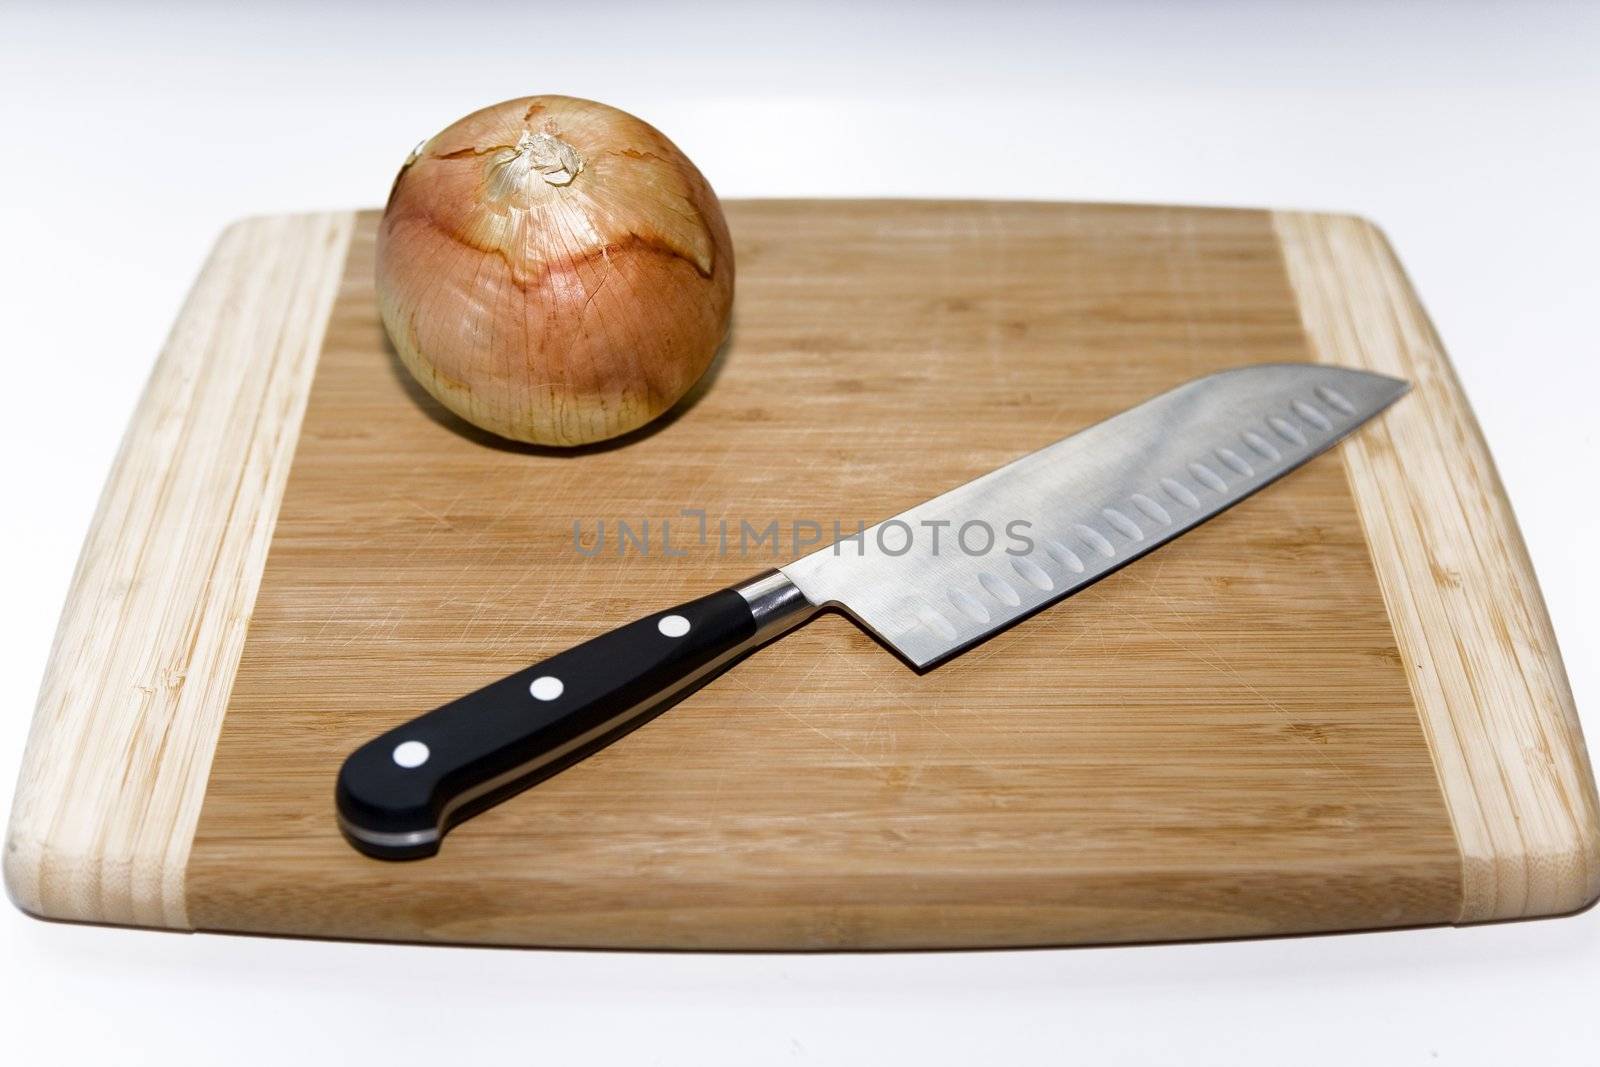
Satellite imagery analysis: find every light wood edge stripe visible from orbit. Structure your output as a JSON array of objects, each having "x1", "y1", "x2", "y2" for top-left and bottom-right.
[
  {"x1": 3, "y1": 212, "x2": 357, "y2": 928},
  {"x1": 1274, "y1": 210, "x2": 1600, "y2": 921}
]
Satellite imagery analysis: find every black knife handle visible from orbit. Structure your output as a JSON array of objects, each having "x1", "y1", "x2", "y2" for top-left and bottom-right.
[{"x1": 337, "y1": 587, "x2": 774, "y2": 859}]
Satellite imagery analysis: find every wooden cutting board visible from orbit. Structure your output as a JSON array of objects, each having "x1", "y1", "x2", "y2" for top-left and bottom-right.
[{"x1": 7, "y1": 201, "x2": 1596, "y2": 949}]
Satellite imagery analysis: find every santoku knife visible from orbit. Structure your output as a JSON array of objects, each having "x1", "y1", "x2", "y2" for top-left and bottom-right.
[{"x1": 337, "y1": 362, "x2": 1408, "y2": 858}]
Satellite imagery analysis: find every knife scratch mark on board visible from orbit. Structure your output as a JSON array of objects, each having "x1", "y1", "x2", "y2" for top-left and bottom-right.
[
  {"x1": 332, "y1": 605, "x2": 400, "y2": 649},
  {"x1": 775, "y1": 706, "x2": 884, "y2": 772},
  {"x1": 827, "y1": 649, "x2": 1001, "y2": 775},
  {"x1": 311, "y1": 582, "x2": 362, "y2": 642},
  {"x1": 482, "y1": 583, "x2": 560, "y2": 656},
  {"x1": 768, "y1": 655, "x2": 888, "y2": 772}
]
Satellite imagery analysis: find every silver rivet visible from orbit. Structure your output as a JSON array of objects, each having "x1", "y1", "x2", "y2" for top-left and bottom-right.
[
  {"x1": 392, "y1": 740, "x2": 429, "y2": 768},
  {"x1": 658, "y1": 614, "x2": 691, "y2": 638},
  {"x1": 529, "y1": 675, "x2": 564, "y2": 701}
]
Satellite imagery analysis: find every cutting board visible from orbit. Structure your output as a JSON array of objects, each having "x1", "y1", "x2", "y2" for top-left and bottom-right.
[{"x1": 7, "y1": 201, "x2": 1597, "y2": 949}]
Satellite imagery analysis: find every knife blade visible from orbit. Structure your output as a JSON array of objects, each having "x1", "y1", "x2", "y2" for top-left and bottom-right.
[{"x1": 337, "y1": 362, "x2": 1408, "y2": 858}]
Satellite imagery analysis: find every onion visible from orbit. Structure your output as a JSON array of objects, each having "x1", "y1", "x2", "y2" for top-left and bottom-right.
[{"x1": 376, "y1": 96, "x2": 734, "y2": 446}]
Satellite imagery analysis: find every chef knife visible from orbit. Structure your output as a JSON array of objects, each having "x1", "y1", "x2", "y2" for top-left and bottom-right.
[{"x1": 337, "y1": 362, "x2": 1408, "y2": 859}]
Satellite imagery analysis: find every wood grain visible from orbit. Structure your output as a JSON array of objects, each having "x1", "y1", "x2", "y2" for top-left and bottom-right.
[
  {"x1": 4, "y1": 213, "x2": 355, "y2": 926},
  {"x1": 185, "y1": 203, "x2": 1464, "y2": 948},
  {"x1": 10, "y1": 201, "x2": 1590, "y2": 948},
  {"x1": 1275, "y1": 211, "x2": 1600, "y2": 920}
]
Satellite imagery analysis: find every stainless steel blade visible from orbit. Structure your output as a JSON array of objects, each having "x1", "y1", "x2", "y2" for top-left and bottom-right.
[{"x1": 779, "y1": 363, "x2": 1408, "y2": 668}]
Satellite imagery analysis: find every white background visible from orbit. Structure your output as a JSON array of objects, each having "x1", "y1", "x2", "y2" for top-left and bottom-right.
[{"x1": 2, "y1": 1, "x2": 1596, "y2": 1063}]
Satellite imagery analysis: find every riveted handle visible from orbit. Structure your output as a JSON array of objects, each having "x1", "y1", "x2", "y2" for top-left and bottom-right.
[{"x1": 336, "y1": 589, "x2": 758, "y2": 859}]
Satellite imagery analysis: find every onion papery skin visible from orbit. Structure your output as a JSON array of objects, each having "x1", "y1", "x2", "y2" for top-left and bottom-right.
[{"x1": 377, "y1": 95, "x2": 734, "y2": 446}]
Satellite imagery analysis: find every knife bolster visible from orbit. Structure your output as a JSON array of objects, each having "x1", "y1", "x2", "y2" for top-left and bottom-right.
[{"x1": 733, "y1": 569, "x2": 820, "y2": 642}]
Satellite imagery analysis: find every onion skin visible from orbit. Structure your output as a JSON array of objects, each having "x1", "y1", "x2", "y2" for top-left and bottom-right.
[{"x1": 377, "y1": 96, "x2": 734, "y2": 446}]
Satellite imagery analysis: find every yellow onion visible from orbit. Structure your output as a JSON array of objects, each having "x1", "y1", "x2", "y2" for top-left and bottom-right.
[{"x1": 376, "y1": 95, "x2": 734, "y2": 446}]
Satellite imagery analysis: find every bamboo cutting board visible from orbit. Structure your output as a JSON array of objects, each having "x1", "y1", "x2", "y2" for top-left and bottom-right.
[{"x1": 6, "y1": 201, "x2": 1597, "y2": 949}]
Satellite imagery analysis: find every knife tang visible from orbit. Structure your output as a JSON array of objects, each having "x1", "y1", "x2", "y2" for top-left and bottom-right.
[{"x1": 336, "y1": 574, "x2": 815, "y2": 859}]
